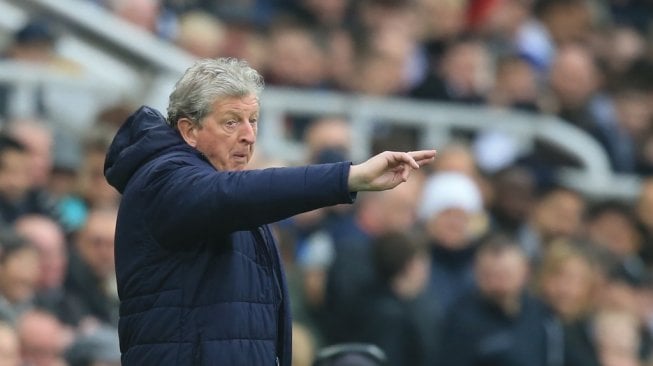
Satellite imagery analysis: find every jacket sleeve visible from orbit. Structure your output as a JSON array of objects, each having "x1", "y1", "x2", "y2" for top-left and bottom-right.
[{"x1": 140, "y1": 158, "x2": 356, "y2": 246}]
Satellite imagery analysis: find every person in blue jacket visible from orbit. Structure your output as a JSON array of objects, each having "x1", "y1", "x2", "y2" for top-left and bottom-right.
[{"x1": 103, "y1": 57, "x2": 435, "y2": 366}]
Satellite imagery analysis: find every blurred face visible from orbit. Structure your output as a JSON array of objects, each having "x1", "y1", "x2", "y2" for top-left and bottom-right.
[
  {"x1": 10, "y1": 124, "x2": 52, "y2": 187},
  {"x1": 587, "y1": 211, "x2": 640, "y2": 258},
  {"x1": 0, "y1": 249, "x2": 40, "y2": 304},
  {"x1": 77, "y1": 211, "x2": 117, "y2": 280},
  {"x1": 18, "y1": 313, "x2": 66, "y2": 366},
  {"x1": 441, "y1": 42, "x2": 491, "y2": 96},
  {"x1": 476, "y1": 249, "x2": 528, "y2": 305},
  {"x1": 0, "y1": 150, "x2": 31, "y2": 202},
  {"x1": 495, "y1": 59, "x2": 538, "y2": 103},
  {"x1": 492, "y1": 169, "x2": 535, "y2": 225},
  {"x1": 550, "y1": 47, "x2": 599, "y2": 109},
  {"x1": 614, "y1": 91, "x2": 652, "y2": 136},
  {"x1": 190, "y1": 95, "x2": 259, "y2": 171},
  {"x1": 541, "y1": 257, "x2": 594, "y2": 321},
  {"x1": 268, "y1": 29, "x2": 326, "y2": 87},
  {"x1": 427, "y1": 208, "x2": 472, "y2": 249},
  {"x1": 81, "y1": 150, "x2": 120, "y2": 207},
  {"x1": 14, "y1": 217, "x2": 67, "y2": 290},
  {"x1": 534, "y1": 191, "x2": 584, "y2": 241}
]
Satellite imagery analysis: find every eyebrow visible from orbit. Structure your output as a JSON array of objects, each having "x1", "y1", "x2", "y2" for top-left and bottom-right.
[{"x1": 221, "y1": 111, "x2": 259, "y2": 120}]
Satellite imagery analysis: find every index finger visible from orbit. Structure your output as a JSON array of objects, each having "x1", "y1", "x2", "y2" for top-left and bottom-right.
[{"x1": 408, "y1": 150, "x2": 437, "y2": 166}]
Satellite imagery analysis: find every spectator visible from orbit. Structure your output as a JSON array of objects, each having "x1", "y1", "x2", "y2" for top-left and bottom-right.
[
  {"x1": 419, "y1": 171, "x2": 484, "y2": 310},
  {"x1": 488, "y1": 55, "x2": 541, "y2": 112},
  {"x1": 536, "y1": 240, "x2": 602, "y2": 366},
  {"x1": 0, "y1": 235, "x2": 40, "y2": 324},
  {"x1": 14, "y1": 215, "x2": 86, "y2": 326},
  {"x1": 325, "y1": 173, "x2": 424, "y2": 343},
  {"x1": 518, "y1": 0, "x2": 595, "y2": 71},
  {"x1": 76, "y1": 133, "x2": 120, "y2": 212},
  {"x1": 546, "y1": 44, "x2": 606, "y2": 136},
  {"x1": 265, "y1": 20, "x2": 329, "y2": 89},
  {"x1": 174, "y1": 11, "x2": 226, "y2": 58},
  {"x1": 411, "y1": 36, "x2": 492, "y2": 104},
  {"x1": 17, "y1": 310, "x2": 69, "y2": 366},
  {"x1": 0, "y1": 320, "x2": 20, "y2": 366},
  {"x1": 588, "y1": 61, "x2": 653, "y2": 173},
  {"x1": 0, "y1": 135, "x2": 54, "y2": 225},
  {"x1": 65, "y1": 207, "x2": 118, "y2": 326},
  {"x1": 440, "y1": 234, "x2": 562, "y2": 366},
  {"x1": 518, "y1": 185, "x2": 586, "y2": 260},
  {"x1": 303, "y1": 116, "x2": 351, "y2": 165},
  {"x1": 5, "y1": 118, "x2": 54, "y2": 188},
  {"x1": 585, "y1": 200, "x2": 645, "y2": 273},
  {"x1": 358, "y1": 231, "x2": 440, "y2": 366},
  {"x1": 488, "y1": 165, "x2": 537, "y2": 237}
]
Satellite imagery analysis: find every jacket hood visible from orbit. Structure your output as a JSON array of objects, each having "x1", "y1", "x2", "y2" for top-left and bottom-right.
[{"x1": 104, "y1": 106, "x2": 193, "y2": 193}]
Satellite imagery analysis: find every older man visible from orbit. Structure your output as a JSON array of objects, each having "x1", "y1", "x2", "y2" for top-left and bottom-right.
[{"x1": 104, "y1": 58, "x2": 434, "y2": 366}]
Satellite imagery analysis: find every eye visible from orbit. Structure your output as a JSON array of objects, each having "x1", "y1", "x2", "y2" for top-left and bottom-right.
[
  {"x1": 224, "y1": 120, "x2": 238, "y2": 129},
  {"x1": 249, "y1": 118, "x2": 258, "y2": 125}
]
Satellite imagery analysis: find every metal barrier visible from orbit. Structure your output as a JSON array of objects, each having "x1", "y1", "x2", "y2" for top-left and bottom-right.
[{"x1": 260, "y1": 88, "x2": 642, "y2": 200}]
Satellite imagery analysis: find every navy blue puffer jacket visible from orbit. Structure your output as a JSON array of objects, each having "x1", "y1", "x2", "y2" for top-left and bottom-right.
[{"x1": 104, "y1": 107, "x2": 355, "y2": 365}]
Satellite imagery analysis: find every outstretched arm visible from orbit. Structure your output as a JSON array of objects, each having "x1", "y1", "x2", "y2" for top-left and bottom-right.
[{"x1": 348, "y1": 150, "x2": 436, "y2": 192}]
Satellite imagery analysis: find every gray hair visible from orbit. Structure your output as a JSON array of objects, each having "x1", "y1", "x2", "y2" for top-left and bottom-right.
[{"x1": 166, "y1": 58, "x2": 264, "y2": 128}]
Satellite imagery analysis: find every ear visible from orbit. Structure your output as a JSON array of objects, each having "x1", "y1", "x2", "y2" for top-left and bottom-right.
[{"x1": 177, "y1": 118, "x2": 199, "y2": 147}]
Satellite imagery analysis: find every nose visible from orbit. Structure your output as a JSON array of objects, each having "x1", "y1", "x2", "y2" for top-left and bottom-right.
[{"x1": 239, "y1": 121, "x2": 256, "y2": 144}]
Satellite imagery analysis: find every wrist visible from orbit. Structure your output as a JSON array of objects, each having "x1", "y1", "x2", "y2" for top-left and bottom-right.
[{"x1": 347, "y1": 164, "x2": 364, "y2": 192}]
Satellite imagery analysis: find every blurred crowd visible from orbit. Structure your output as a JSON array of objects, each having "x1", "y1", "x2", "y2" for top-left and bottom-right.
[{"x1": 0, "y1": 0, "x2": 653, "y2": 365}]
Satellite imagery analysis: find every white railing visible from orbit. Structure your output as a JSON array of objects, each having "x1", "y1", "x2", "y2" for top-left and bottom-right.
[{"x1": 259, "y1": 88, "x2": 641, "y2": 200}]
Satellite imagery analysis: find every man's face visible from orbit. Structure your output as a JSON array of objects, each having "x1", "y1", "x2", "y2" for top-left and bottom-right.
[
  {"x1": 77, "y1": 211, "x2": 117, "y2": 280},
  {"x1": 194, "y1": 94, "x2": 258, "y2": 171},
  {"x1": 0, "y1": 149, "x2": 31, "y2": 202}
]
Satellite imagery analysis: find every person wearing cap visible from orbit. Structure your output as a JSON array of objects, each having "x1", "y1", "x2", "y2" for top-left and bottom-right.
[
  {"x1": 104, "y1": 57, "x2": 435, "y2": 366},
  {"x1": 418, "y1": 171, "x2": 486, "y2": 311}
]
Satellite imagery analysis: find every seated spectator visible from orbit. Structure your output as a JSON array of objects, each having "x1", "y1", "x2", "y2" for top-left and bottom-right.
[
  {"x1": 17, "y1": 310, "x2": 70, "y2": 366},
  {"x1": 518, "y1": 185, "x2": 586, "y2": 260},
  {"x1": 0, "y1": 320, "x2": 20, "y2": 366},
  {"x1": 487, "y1": 165, "x2": 537, "y2": 237},
  {"x1": 65, "y1": 207, "x2": 118, "y2": 326},
  {"x1": 5, "y1": 118, "x2": 54, "y2": 189},
  {"x1": 14, "y1": 215, "x2": 86, "y2": 326},
  {"x1": 585, "y1": 200, "x2": 646, "y2": 276},
  {"x1": 174, "y1": 11, "x2": 226, "y2": 59},
  {"x1": 440, "y1": 234, "x2": 562, "y2": 366},
  {"x1": 536, "y1": 239, "x2": 603, "y2": 366},
  {"x1": 324, "y1": 173, "x2": 424, "y2": 343},
  {"x1": 419, "y1": 171, "x2": 485, "y2": 310},
  {"x1": 411, "y1": 36, "x2": 491, "y2": 104},
  {"x1": 0, "y1": 235, "x2": 40, "y2": 324},
  {"x1": 0, "y1": 135, "x2": 54, "y2": 225},
  {"x1": 546, "y1": 44, "x2": 605, "y2": 135}
]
